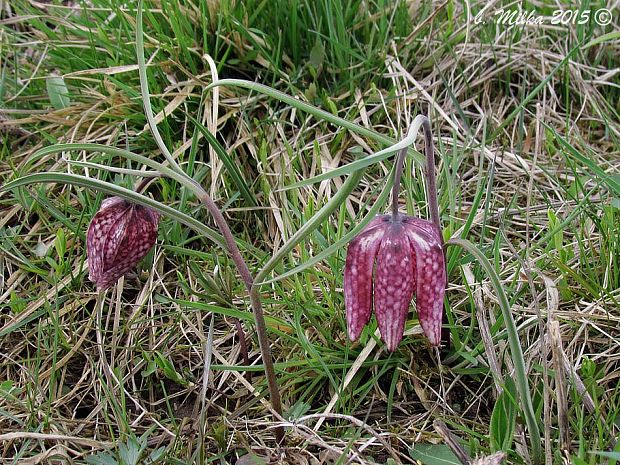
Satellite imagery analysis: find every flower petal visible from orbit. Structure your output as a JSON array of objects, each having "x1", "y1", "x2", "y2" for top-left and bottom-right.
[
  {"x1": 87, "y1": 198, "x2": 160, "y2": 291},
  {"x1": 344, "y1": 216, "x2": 389, "y2": 341},
  {"x1": 374, "y1": 223, "x2": 417, "y2": 351},
  {"x1": 404, "y1": 219, "x2": 446, "y2": 346},
  {"x1": 98, "y1": 206, "x2": 159, "y2": 289},
  {"x1": 87, "y1": 197, "x2": 131, "y2": 285}
]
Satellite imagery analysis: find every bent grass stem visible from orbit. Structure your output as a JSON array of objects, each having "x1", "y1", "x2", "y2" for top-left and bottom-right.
[{"x1": 136, "y1": 0, "x2": 283, "y2": 443}]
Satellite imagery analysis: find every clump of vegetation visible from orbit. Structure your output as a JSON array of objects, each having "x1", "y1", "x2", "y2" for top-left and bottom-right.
[{"x1": 1, "y1": 1, "x2": 619, "y2": 464}]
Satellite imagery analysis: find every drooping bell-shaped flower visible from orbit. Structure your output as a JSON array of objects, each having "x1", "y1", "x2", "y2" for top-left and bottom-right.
[
  {"x1": 87, "y1": 196, "x2": 160, "y2": 291},
  {"x1": 344, "y1": 115, "x2": 447, "y2": 350},
  {"x1": 344, "y1": 214, "x2": 445, "y2": 349}
]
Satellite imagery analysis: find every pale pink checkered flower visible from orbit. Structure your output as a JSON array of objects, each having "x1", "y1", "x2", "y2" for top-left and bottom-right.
[
  {"x1": 344, "y1": 214, "x2": 446, "y2": 350},
  {"x1": 87, "y1": 197, "x2": 160, "y2": 291},
  {"x1": 344, "y1": 116, "x2": 446, "y2": 350}
]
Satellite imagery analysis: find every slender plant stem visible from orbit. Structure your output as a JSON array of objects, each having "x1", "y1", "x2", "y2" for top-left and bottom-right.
[
  {"x1": 136, "y1": 0, "x2": 282, "y2": 443},
  {"x1": 418, "y1": 116, "x2": 449, "y2": 347},
  {"x1": 420, "y1": 117, "x2": 442, "y2": 239},
  {"x1": 391, "y1": 115, "x2": 448, "y2": 346},
  {"x1": 134, "y1": 175, "x2": 160, "y2": 194},
  {"x1": 191, "y1": 183, "x2": 282, "y2": 442},
  {"x1": 391, "y1": 147, "x2": 408, "y2": 221},
  {"x1": 390, "y1": 115, "x2": 441, "y2": 238},
  {"x1": 136, "y1": 175, "x2": 251, "y2": 368}
]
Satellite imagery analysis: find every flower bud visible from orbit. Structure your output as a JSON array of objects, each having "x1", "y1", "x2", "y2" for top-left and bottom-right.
[{"x1": 87, "y1": 197, "x2": 160, "y2": 290}]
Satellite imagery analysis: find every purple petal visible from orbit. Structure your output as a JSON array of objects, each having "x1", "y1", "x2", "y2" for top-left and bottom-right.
[
  {"x1": 344, "y1": 216, "x2": 389, "y2": 341},
  {"x1": 87, "y1": 198, "x2": 128, "y2": 285},
  {"x1": 404, "y1": 219, "x2": 446, "y2": 346},
  {"x1": 87, "y1": 197, "x2": 160, "y2": 291},
  {"x1": 374, "y1": 223, "x2": 417, "y2": 351}
]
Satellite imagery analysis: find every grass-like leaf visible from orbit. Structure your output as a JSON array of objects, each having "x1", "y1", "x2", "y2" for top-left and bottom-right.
[
  {"x1": 256, "y1": 166, "x2": 365, "y2": 283},
  {"x1": 185, "y1": 113, "x2": 257, "y2": 206},
  {"x1": 544, "y1": 123, "x2": 620, "y2": 196},
  {"x1": 447, "y1": 237, "x2": 542, "y2": 463},
  {"x1": 0, "y1": 173, "x2": 227, "y2": 249},
  {"x1": 259, "y1": 166, "x2": 393, "y2": 285},
  {"x1": 46, "y1": 75, "x2": 70, "y2": 110}
]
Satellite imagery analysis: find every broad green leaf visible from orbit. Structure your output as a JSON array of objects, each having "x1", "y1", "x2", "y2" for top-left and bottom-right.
[
  {"x1": 490, "y1": 376, "x2": 518, "y2": 452},
  {"x1": 118, "y1": 438, "x2": 141, "y2": 465},
  {"x1": 148, "y1": 446, "x2": 166, "y2": 464},
  {"x1": 46, "y1": 75, "x2": 70, "y2": 109},
  {"x1": 85, "y1": 452, "x2": 119, "y2": 465},
  {"x1": 154, "y1": 351, "x2": 188, "y2": 386},
  {"x1": 409, "y1": 444, "x2": 464, "y2": 464}
]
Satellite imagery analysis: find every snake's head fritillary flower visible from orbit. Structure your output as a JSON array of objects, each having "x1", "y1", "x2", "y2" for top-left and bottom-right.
[
  {"x1": 344, "y1": 115, "x2": 446, "y2": 351},
  {"x1": 344, "y1": 214, "x2": 446, "y2": 350},
  {"x1": 87, "y1": 197, "x2": 160, "y2": 291}
]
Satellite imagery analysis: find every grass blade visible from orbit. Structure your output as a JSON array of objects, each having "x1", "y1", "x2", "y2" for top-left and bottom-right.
[
  {"x1": 185, "y1": 113, "x2": 257, "y2": 206},
  {"x1": 447, "y1": 237, "x2": 542, "y2": 463},
  {"x1": 0, "y1": 173, "x2": 226, "y2": 248},
  {"x1": 206, "y1": 79, "x2": 426, "y2": 170},
  {"x1": 489, "y1": 41, "x2": 582, "y2": 141},
  {"x1": 258, "y1": 168, "x2": 392, "y2": 285},
  {"x1": 544, "y1": 123, "x2": 620, "y2": 195},
  {"x1": 255, "y1": 167, "x2": 365, "y2": 283}
]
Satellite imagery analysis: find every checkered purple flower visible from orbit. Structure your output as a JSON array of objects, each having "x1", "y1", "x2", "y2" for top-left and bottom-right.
[
  {"x1": 87, "y1": 197, "x2": 160, "y2": 291},
  {"x1": 344, "y1": 116, "x2": 446, "y2": 350},
  {"x1": 344, "y1": 214, "x2": 446, "y2": 350}
]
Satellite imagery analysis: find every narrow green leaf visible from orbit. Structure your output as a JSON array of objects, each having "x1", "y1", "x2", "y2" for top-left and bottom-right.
[
  {"x1": 135, "y1": 0, "x2": 186, "y2": 177},
  {"x1": 258, "y1": 168, "x2": 392, "y2": 285},
  {"x1": 29, "y1": 143, "x2": 183, "y2": 185},
  {"x1": 584, "y1": 31, "x2": 620, "y2": 48},
  {"x1": 185, "y1": 113, "x2": 257, "y2": 206},
  {"x1": 0, "y1": 173, "x2": 226, "y2": 249},
  {"x1": 591, "y1": 452, "x2": 620, "y2": 460},
  {"x1": 490, "y1": 41, "x2": 582, "y2": 141},
  {"x1": 281, "y1": 145, "x2": 404, "y2": 190},
  {"x1": 205, "y1": 79, "x2": 425, "y2": 169},
  {"x1": 447, "y1": 237, "x2": 542, "y2": 463},
  {"x1": 280, "y1": 113, "x2": 430, "y2": 190},
  {"x1": 255, "y1": 167, "x2": 364, "y2": 283},
  {"x1": 490, "y1": 376, "x2": 518, "y2": 452},
  {"x1": 544, "y1": 124, "x2": 620, "y2": 195}
]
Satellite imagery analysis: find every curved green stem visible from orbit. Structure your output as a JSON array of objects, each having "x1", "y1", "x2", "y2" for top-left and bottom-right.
[
  {"x1": 136, "y1": 0, "x2": 283, "y2": 443},
  {"x1": 390, "y1": 115, "x2": 440, "y2": 234},
  {"x1": 447, "y1": 237, "x2": 542, "y2": 463}
]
